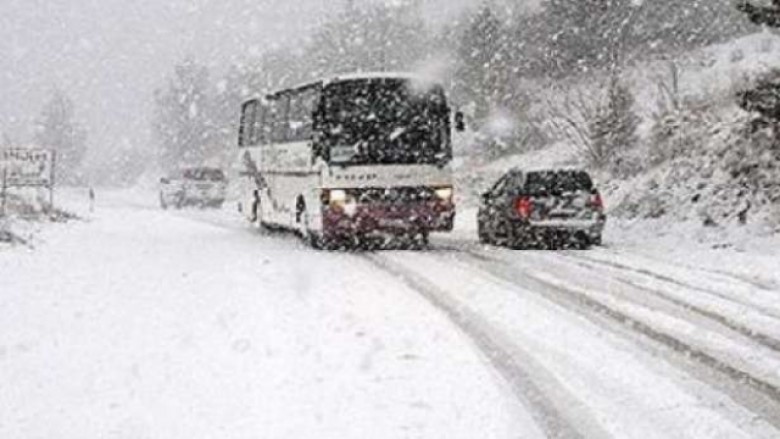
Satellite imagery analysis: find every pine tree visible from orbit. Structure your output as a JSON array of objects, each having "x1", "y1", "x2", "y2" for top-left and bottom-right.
[
  {"x1": 589, "y1": 76, "x2": 639, "y2": 168},
  {"x1": 34, "y1": 88, "x2": 88, "y2": 185},
  {"x1": 152, "y1": 59, "x2": 218, "y2": 171}
]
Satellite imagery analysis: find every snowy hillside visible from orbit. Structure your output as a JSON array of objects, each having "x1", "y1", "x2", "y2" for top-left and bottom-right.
[{"x1": 462, "y1": 31, "x2": 780, "y2": 246}]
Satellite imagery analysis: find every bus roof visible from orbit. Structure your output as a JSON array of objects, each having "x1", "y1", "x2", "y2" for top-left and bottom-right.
[
  {"x1": 327, "y1": 71, "x2": 422, "y2": 83},
  {"x1": 249, "y1": 72, "x2": 438, "y2": 102}
]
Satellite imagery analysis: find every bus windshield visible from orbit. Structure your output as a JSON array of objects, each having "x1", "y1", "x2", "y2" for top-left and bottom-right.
[{"x1": 322, "y1": 78, "x2": 451, "y2": 166}]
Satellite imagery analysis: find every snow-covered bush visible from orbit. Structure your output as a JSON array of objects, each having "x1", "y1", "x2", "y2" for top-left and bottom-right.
[
  {"x1": 738, "y1": 68, "x2": 780, "y2": 128},
  {"x1": 610, "y1": 103, "x2": 780, "y2": 231},
  {"x1": 649, "y1": 99, "x2": 721, "y2": 166},
  {"x1": 541, "y1": 80, "x2": 603, "y2": 165}
]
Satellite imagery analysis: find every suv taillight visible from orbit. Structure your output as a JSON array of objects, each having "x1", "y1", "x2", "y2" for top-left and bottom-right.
[
  {"x1": 590, "y1": 192, "x2": 604, "y2": 211},
  {"x1": 514, "y1": 196, "x2": 534, "y2": 219}
]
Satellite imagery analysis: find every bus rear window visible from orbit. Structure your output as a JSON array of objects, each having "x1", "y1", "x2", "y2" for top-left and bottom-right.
[{"x1": 524, "y1": 171, "x2": 594, "y2": 195}]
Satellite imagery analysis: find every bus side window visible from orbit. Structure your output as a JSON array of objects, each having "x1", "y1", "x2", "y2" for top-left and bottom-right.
[
  {"x1": 239, "y1": 100, "x2": 258, "y2": 148},
  {"x1": 289, "y1": 87, "x2": 319, "y2": 142},
  {"x1": 263, "y1": 100, "x2": 276, "y2": 145},
  {"x1": 273, "y1": 95, "x2": 290, "y2": 143},
  {"x1": 249, "y1": 101, "x2": 265, "y2": 146}
]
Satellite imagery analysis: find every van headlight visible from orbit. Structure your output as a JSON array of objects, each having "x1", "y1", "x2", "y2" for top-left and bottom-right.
[{"x1": 434, "y1": 187, "x2": 453, "y2": 201}]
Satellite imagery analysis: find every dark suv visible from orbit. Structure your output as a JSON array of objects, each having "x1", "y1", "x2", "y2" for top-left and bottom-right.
[{"x1": 477, "y1": 169, "x2": 606, "y2": 249}]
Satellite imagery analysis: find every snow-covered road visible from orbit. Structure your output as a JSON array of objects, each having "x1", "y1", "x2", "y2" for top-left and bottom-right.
[{"x1": 2, "y1": 194, "x2": 780, "y2": 438}]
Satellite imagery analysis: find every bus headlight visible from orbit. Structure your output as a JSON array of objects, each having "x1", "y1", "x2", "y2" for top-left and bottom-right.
[
  {"x1": 329, "y1": 189, "x2": 348, "y2": 205},
  {"x1": 434, "y1": 187, "x2": 453, "y2": 202},
  {"x1": 325, "y1": 189, "x2": 358, "y2": 217}
]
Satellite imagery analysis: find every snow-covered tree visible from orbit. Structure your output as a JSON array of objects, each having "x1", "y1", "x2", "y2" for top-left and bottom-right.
[
  {"x1": 740, "y1": 69, "x2": 780, "y2": 119},
  {"x1": 210, "y1": 64, "x2": 264, "y2": 154},
  {"x1": 589, "y1": 76, "x2": 639, "y2": 169},
  {"x1": 541, "y1": 0, "x2": 635, "y2": 75},
  {"x1": 454, "y1": 5, "x2": 510, "y2": 124},
  {"x1": 34, "y1": 88, "x2": 88, "y2": 185},
  {"x1": 153, "y1": 59, "x2": 218, "y2": 171},
  {"x1": 738, "y1": 68, "x2": 780, "y2": 142},
  {"x1": 307, "y1": 2, "x2": 429, "y2": 78},
  {"x1": 738, "y1": 0, "x2": 780, "y2": 27},
  {"x1": 630, "y1": 0, "x2": 751, "y2": 54}
]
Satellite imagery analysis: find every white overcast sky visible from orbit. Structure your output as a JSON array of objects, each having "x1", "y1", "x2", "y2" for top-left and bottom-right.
[{"x1": 0, "y1": 0, "x2": 525, "y2": 159}]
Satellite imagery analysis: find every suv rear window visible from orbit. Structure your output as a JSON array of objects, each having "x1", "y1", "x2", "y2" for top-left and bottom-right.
[{"x1": 524, "y1": 171, "x2": 594, "y2": 195}]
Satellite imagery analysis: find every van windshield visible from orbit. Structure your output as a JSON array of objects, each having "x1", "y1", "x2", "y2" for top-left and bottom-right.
[{"x1": 183, "y1": 169, "x2": 225, "y2": 182}]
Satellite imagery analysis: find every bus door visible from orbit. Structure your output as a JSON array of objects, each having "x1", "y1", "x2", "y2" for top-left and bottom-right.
[{"x1": 238, "y1": 99, "x2": 268, "y2": 222}]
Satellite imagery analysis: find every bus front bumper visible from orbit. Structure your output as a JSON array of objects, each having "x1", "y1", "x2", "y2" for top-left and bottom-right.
[{"x1": 322, "y1": 202, "x2": 455, "y2": 237}]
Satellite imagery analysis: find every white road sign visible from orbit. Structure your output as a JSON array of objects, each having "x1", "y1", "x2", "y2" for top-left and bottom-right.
[{"x1": 0, "y1": 148, "x2": 55, "y2": 187}]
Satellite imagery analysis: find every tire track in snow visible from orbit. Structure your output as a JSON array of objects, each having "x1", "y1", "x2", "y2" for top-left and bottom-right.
[
  {"x1": 559, "y1": 252, "x2": 780, "y2": 322},
  {"x1": 470, "y1": 246, "x2": 780, "y2": 355},
  {"x1": 594, "y1": 248, "x2": 779, "y2": 292},
  {"x1": 557, "y1": 255, "x2": 780, "y2": 353},
  {"x1": 440, "y1": 238, "x2": 780, "y2": 356},
  {"x1": 362, "y1": 253, "x2": 598, "y2": 439},
  {"x1": 452, "y1": 247, "x2": 780, "y2": 412}
]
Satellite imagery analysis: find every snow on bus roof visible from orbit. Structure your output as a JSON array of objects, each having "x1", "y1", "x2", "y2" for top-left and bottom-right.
[
  {"x1": 508, "y1": 166, "x2": 588, "y2": 174},
  {"x1": 327, "y1": 71, "x2": 423, "y2": 83},
  {"x1": 245, "y1": 72, "x2": 441, "y2": 102}
]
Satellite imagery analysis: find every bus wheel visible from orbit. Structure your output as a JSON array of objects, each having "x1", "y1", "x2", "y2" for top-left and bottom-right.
[
  {"x1": 252, "y1": 196, "x2": 271, "y2": 233},
  {"x1": 410, "y1": 231, "x2": 429, "y2": 250},
  {"x1": 308, "y1": 232, "x2": 326, "y2": 250},
  {"x1": 419, "y1": 231, "x2": 430, "y2": 248},
  {"x1": 296, "y1": 198, "x2": 320, "y2": 249}
]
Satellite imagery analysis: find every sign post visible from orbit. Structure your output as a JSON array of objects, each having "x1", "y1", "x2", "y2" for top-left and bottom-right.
[
  {"x1": 1, "y1": 168, "x2": 6, "y2": 218},
  {"x1": 48, "y1": 150, "x2": 56, "y2": 213}
]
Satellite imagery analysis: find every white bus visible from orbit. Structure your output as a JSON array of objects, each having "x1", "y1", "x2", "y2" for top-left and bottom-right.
[{"x1": 236, "y1": 73, "x2": 460, "y2": 249}]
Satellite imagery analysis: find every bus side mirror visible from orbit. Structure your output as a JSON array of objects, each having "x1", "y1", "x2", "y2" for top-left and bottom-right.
[{"x1": 455, "y1": 111, "x2": 466, "y2": 132}]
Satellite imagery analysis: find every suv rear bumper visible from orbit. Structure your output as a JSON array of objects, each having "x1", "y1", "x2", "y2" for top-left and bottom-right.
[{"x1": 513, "y1": 217, "x2": 605, "y2": 241}]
